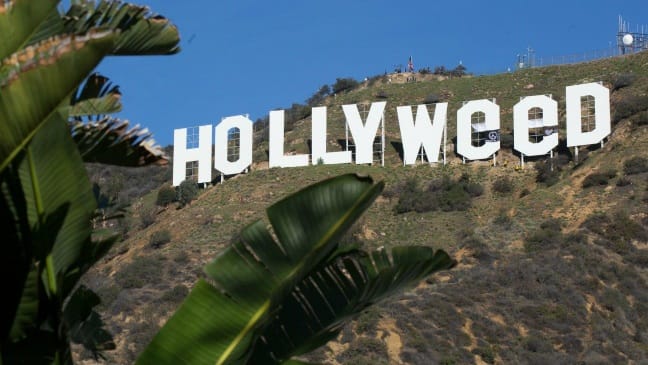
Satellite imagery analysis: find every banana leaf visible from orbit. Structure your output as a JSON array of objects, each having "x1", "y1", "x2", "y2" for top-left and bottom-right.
[
  {"x1": 0, "y1": 31, "x2": 116, "y2": 172},
  {"x1": 0, "y1": 0, "x2": 59, "y2": 60},
  {"x1": 137, "y1": 174, "x2": 384, "y2": 365},
  {"x1": 248, "y1": 246, "x2": 456, "y2": 363}
]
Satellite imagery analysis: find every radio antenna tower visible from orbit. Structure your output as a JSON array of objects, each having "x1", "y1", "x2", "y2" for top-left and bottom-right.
[{"x1": 617, "y1": 15, "x2": 648, "y2": 54}]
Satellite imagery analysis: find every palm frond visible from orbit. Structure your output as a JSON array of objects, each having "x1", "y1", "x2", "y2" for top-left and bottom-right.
[
  {"x1": 28, "y1": 0, "x2": 180, "y2": 55},
  {"x1": 70, "y1": 118, "x2": 167, "y2": 166}
]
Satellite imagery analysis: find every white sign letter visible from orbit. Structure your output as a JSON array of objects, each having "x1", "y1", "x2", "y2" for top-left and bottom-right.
[
  {"x1": 214, "y1": 115, "x2": 253, "y2": 175},
  {"x1": 566, "y1": 83, "x2": 611, "y2": 147},
  {"x1": 173, "y1": 125, "x2": 212, "y2": 186},
  {"x1": 397, "y1": 103, "x2": 448, "y2": 164},
  {"x1": 343, "y1": 101, "x2": 386, "y2": 164},
  {"x1": 513, "y1": 95, "x2": 558, "y2": 156},
  {"x1": 457, "y1": 99, "x2": 500, "y2": 160},
  {"x1": 312, "y1": 106, "x2": 352, "y2": 165},
  {"x1": 269, "y1": 110, "x2": 309, "y2": 168}
]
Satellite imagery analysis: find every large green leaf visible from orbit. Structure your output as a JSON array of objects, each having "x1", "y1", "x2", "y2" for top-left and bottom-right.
[
  {"x1": 248, "y1": 247, "x2": 456, "y2": 364},
  {"x1": 0, "y1": 0, "x2": 59, "y2": 60},
  {"x1": 0, "y1": 31, "x2": 116, "y2": 173},
  {"x1": 18, "y1": 113, "x2": 96, "y2": 298},
  {"x1": 28, "y1": 0, "x2": 180, "y2": 55},
  {"x1": 137, "y1": 174, "x2": 384, "y2": 365},
  {"x1": 68, "y1": 73, "x2": 122, "y2": 118},
  {"x1": 70, "y1": 117, "x2": 167, "y2": 166},
  {"x1": 0, "y1": 160, "x2": 32, "y2": 344}
]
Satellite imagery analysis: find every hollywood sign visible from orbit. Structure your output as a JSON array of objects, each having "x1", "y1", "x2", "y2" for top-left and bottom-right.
[{"x1": 172, "y1": 82, "x2": 610, "y2": 186}]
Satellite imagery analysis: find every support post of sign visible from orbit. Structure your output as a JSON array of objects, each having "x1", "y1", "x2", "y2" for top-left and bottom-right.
[
  {"x1": 521, "y1": 153, "x2": 525, "y2": 169},
  {"x1": 345, "y1": 118, "x2": 349, "y2": 152},
  {"x1": 550, "y1": 149, "x2": 554, "y2": 171},
  {"x1": 220, "y1": 172, "x2": 224, "y2": 185},
  {"x1": 462, "y1": 156, "x2": 466, "y2": 164},
  {"x1": 493, "y1": 152, "x2": 497, "y2": 167},
  {"x1": 443, "y1": 122, "x2": 447, "y2": 165},
  {"x1": 574, "y1": 146, "x2": 579, "y2": 163},
  {"x1": 381, "y1": 110, "x2": 385, "y2": 167}
]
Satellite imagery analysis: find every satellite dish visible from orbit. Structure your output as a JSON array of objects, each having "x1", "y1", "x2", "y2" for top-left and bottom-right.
[{"x1": 623, "y1": 33, "x2": 634, "y2": 46}]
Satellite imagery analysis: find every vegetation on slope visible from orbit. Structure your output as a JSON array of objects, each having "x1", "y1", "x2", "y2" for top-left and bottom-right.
[{"x1": 83, "y1": 51, "x2": 648, "y2": 364}]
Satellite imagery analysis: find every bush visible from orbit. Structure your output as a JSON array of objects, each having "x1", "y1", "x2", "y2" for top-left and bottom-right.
[
  {"x1": 375, "y1": 90, "x2": 389, "y2": 99},
  {"x1": 336, "y1": 337, "x2": 389, "y2": 364},
  {"x1": 423, "y1": 93, "x2": 441, "y2": 104},
  {"x1": 114, "y1": 256, "x2": 162, "y2": 289},
  {"x1": 582, "y1": 170, "x2": 616, "y2": 188},
  {"x1": 492, "y1": 176, "x2": 514, "y2": 194},
  {"x1": 535, "y1": 161, "x2": 560, "y2": 186},
  {"x1": 612, "y1": 73, "x2": 636, "y2": 91},
  {"x1": 623, "y1": 157, "x2": 648, "y2": 175},
  {"x1": 139, "y1": 206, "x2": 157, "y2": 228},
  {"x1": 332, "y1": 77, "x2": 359, "y2": 94},
  {"x1": 616, "y1": 176, "x2": 632, "y2": 187},
  {"x1": 156, "y1": 185, "x2": 176, "y2": 206},
  {"x1": 177, "y1": 179, "x2": 199, "y2": 206},
  {"x1": 525, "y1": 219, "x2": 564, "y2": 252},
  {"x1": 613, "y1": 95, "x2": 648, "y2": 124},
  {"x1": 394, "y1": 175, "x2": 481, "y2": 213},
  {"x1": 158, "y1": 285, "x2": 189, "y2": 304},
  {"x1": 149, "y1": 229, "x2": 171, "y2": 248},
  {"x1": 582, "y1": 212, "x2": 648, "y2": 248}
]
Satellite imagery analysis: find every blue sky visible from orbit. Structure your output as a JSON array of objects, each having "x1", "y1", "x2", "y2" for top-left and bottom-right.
[{"x1": 96, "y1": 0, "x2": 648, "y2": 146}]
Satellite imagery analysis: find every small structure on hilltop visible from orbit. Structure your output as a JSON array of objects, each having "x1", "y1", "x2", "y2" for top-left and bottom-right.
[{"x1": 617, "y1": 15, "x2": 648, "y2": 54}]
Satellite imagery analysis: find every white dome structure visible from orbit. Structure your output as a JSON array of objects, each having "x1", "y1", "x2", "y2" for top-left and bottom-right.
[{"x1": 622, "y1": 33, "x2": 634, "y2": 46}]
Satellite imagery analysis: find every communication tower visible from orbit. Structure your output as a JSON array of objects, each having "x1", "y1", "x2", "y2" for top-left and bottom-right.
[{"x1": 617, "y1": 16, "x2": 648, "y2": 54}]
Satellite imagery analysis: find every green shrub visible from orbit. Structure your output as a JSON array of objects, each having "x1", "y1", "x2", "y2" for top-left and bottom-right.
[
  {"x1": 616, "y1": 176, "x2": 632, "y2": 187},
  {"x1": 114, "y1": 256, "x2": 162, "y2": 289},
  {"x1": 612, "y1": 73, "x2": 636, "y2": 91},
  {"x1": 159, "y1": 285, "x2": 189, "y2": 304},
  {"x1": 525, "y1": 219, "x2": 564, "y2": 252},
  {"x1": 139, "y1": 206, "x2": 157, "y2": 228},
  {"x1": 149, "y1": 230, "x2": 171, "y2": 248},
  {"x1": 336, "y1": 337, "x2": 389, "y2": 364},
  {"x1": 582, "y1": 170, "x2": 616, "y2": 188},
  {"x1": 582, "y1": 212, "x2": 648, "y2": 249},
  {"x1": 423, "y1": 93, "x2": 441, "y2": 104},
  {"x1": 332, "y1": 77, "x2": 359, "y2": 94},
  {"x1": 492, "y1": 176, "x2": 514, "y2": 194},
  {"x1": 177, "y1": 179, "x2": 199, "y2": 206},
  {"x1": 395, "y1": 175, "x2": 482, "y2": 213},
  {"x1": 375, "y1": 90, "x2": 389, "y2": 99},
  {"x1": 535, "y1": 161, "x2": 560, "y2": 186},
  {"x1": 623, "y1": 156, "x2": 648, "y2": 175},
  {"x1": 613, "y1": 95, "x2": 648, "y2": 124},
  {"x1": 156, "y1": 185, "x2": 176, "y2": 206}
]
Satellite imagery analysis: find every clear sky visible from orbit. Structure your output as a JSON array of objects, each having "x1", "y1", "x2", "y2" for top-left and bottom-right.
[{"x1": 96, "y1": 0, "x2": 648, "y2": 146}]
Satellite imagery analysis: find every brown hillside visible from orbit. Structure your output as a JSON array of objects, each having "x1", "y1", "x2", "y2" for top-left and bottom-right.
[{"x1": 79, "y1": 51, "x2": 648, "y2": 364}]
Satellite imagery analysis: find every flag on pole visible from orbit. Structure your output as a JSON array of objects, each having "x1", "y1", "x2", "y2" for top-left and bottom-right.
[{"x1": 408, "y1": 56, "x2": 414, "y2": 72}]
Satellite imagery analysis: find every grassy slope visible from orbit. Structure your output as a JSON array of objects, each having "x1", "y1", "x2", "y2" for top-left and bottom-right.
[{"x1": 80, "y1": 52, "x2": 648, "y2": 364}]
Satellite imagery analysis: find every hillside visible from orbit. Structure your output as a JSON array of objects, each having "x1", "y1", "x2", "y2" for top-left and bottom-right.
[{"x1": 79, "y1": 51, "x2": 648, "y2": 364}]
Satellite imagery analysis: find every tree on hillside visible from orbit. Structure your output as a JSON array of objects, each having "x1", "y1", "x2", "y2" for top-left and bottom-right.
[
  {"x1": 306, "y1": 84, "x2": 331, "y2": 106},
  {"x1": 332, "y1": 77, "x2": 360, "y2": 94},
  {"x1": 0, "y1": 1, "x2": 179, "y2": 362},
  {"x1": 451, "y1": 63, "x2": 467, "y2": 77}
]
